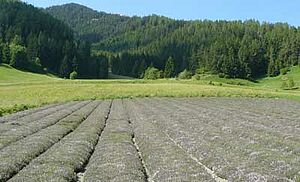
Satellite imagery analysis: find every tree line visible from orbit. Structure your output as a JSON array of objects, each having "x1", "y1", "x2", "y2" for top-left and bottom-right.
[
  {"x1": 46, "y1": 3, "x2": 300, "y2": 80},
  {"x1": 2, "y1": 1, "x2": 299, "y2": 80},
  {"x1": 0, "y1": 0, "x2": 108, "y2": 79},
  {"x1": 105, "y1": 20, "x2": 300, "y2": 79}
]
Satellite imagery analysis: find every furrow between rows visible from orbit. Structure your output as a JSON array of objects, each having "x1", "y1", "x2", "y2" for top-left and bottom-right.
[
  {"x1": 0, "y1": 101, "x2": 99, "y2": 181},
  {"x1": 8, "y1": 101, "x2": 112, "y2": 182},
  {"x1": 76, "y1": 100, "x2": 113, "y2": 182},
  {"x1": 0, "y1": 101, "x2": 89, "y2": 150}
]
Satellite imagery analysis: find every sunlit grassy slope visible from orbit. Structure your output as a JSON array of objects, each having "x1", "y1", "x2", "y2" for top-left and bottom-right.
[
  {"x1": 0, "y1": 64, "x2": 299, "y2": 116},
  {"x1": 256, "y1": 66, "x2": 300, "y2": 89},
  {"x1": 0, "y1": 64, "x2": 58, "y2": 84}
]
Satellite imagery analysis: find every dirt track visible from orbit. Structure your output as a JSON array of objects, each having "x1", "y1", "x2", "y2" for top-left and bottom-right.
[{"x1": 0, "y1": 98, "x2": 299, "y2": 182}]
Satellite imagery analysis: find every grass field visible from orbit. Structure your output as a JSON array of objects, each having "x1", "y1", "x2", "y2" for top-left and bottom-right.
[{"x1": 0, "y1": 64, "x2": 299, "y2": 116}]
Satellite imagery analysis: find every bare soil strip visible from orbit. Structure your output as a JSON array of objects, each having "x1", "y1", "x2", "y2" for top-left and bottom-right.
[
  {"x1": 0, "y1": 101, "x2": 89, "y2": 150},
  {"x1": 0, "y1": 101, "x2": 99, "y2": 181},
  {"x1": 83, "y1": 100, "x2": 146, "y2": 182}
]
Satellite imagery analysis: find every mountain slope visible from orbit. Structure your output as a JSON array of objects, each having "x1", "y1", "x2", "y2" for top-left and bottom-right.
[
  {"x1": 45, "y1": 3, "x2": 131, "y2": 42},
  {"x1": 0, "y1": 64, "x2": 56, "y2": 84},
  {"x1": 45, "y1": 3, "x2": 185, "y2": 48},
  {"x1": 0, "y1": 0, "x2": 74, "y2": 75},
  {"x1": 0, "y1": 0, "x2": 109, "y2": 79},
  {"x1": 46, "y1": 3, "x2": 300, "y2": 80}
]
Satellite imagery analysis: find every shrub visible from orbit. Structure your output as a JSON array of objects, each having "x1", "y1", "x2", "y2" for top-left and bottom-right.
[
  {"x1": 218, "y1": 73, "x2": 226, "y2": 78},
  {"x1": 281, "y1": 77, "x2": 297, "y2": 90},
  {"x1": 178, "y1": 69, "x2": 193, "y2": 79},
  {"x1": 196, "y1": 68, "x2": 206, "y2": 74},
  {"x1": 70, "y1": 71, "x2": 78, "y2": 80},
  {"x1": 192, "y1": 74, "x2": 201, "y2": 80},
  {"x1": 280, "y1": 67, "x2": 290, "y2": 75},
  {"x1": 208, "y1": 81, "x2": 214, "y2": 85},
  {"x1": 144, "y1": 67, "x2": 162, "y2": 80}
]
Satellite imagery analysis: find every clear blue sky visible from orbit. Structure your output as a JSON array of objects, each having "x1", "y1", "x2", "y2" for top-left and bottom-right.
[{"x1": 23, "y1": 0, "x2": 300, "y2": 27}]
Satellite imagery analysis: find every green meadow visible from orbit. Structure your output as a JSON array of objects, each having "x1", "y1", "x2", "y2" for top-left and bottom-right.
[{"x1": 0, "y1": 64, "x2": 299, "y2": 116}]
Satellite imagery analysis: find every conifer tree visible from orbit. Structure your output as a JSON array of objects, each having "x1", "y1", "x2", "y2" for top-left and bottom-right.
[{"x1": 164, "y1": 56, "x2": 175, "y2": 78}]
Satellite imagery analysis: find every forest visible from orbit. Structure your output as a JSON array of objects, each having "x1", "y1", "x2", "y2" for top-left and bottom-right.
[
  {"x1": 0, "y1": 1, "x2": 299, "y2": 80},
  {"x1": 0, "y1": 0, "x2": 108, "y2": 79},
  {"x1": 46, "y1": 3, "x2": 300, "y2": 80}
]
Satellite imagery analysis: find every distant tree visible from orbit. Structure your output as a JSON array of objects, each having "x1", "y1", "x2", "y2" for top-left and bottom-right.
[
  {"x1": 97, "y1": 56, "x2": 109, "y2": 79},
  {"x1": 69, "y1": 71, "x2": 78, "y2": 80},
  {"x1": 0, "y1": 42, "x2": 2, "y2": 64},
  {"x1": 34, "y1": 57, "x2": 42, "y2": 67},
  {"x1": 138, "y1": 59, "x2": 147, "y2": 78},
  {"x1": 59, "y1": 56, "x2": 71, "y2": 78},
  {"x1": 26, "y1": 33, "x2": 39, "y2": 62},
  {"x1": 164, "y1": 56, "x2": 175, "y2": 78},
  {"x1": 9, "y1": 44, "x2": 27, "y2": 68},
  {"x1": 144, "y1": 67, "x2": 162, "y2": 80},
  {"x1": 2, "y1": 44, "x2": 10, "y2": 64},
  {"x1": 178, "y1": 69, "x2": 193, "y2": 79}
]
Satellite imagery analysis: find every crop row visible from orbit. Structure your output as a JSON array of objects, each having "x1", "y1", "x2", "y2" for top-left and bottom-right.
[
  {"x1": 165, "y1": 98, "x2": 300, "y2": 181},
  {"x1": 83, "y1": 100, "x2": 146, "y2": 182},
  {"x1": 0, "y1": 101, "x2": 99, "y2": 181},
  {"x1": 8, "y1": 101, "x2": 111, "y2": 182},
  {"x1": 173, "y1": 98, "x2": 300, "y2": 137},
  {"x1": 0, "y1": 101, "x2": 89, "y2": 150},
  {"x1": 125, "y1": 100, "x2": 217, "y2": 182},
  {"x1": 0, "y1": 101, "x2": 80, "y2": 135},
  {"x1": 0, "y1": 102, "x2": 76, "y2": 134},
  {"x1": 0, "y1": 103, "x2": 59, "y2": 123},
  {"x1": 139, "y1": 98, "x2": 300, "y2": 181}
]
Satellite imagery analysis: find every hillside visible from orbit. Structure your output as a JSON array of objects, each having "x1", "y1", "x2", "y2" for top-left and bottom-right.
[
  {"x1": 45, "y1": 3, "x2": 131, "y2": 43},
  {"x1": 45, "y1": 3, "x2": 183, "y2": 45},
  {"x1": 257, "y1": 66, "x2": 300, "y2": 89},
  {"x1": 0, "y1": 64, "x2": 56, "y2": 84},
  {"x1": 0, "y1": 0, "x2": 108, "y2": 79},
  {"x1": 46, "y1": 3, "x2": 300, "y2": 80}
]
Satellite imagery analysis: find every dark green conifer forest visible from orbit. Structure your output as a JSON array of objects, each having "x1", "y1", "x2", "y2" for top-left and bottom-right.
[
  {"x1": 46, "y1": 3, "x2": 300, "y2": 79},
  {"x1": 1, "y1": 1, "x2": 299, "y2": 80},
  {"x1": 0, "y1": 0, "x2": 108, "y2": 79}
]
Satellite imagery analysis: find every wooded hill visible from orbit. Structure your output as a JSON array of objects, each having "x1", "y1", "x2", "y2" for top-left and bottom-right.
[
  {"x1": 0, "y1": 0, "x2": 108, "y2": 79},
  {"x1": 46, "y1": 3, "x2": 300, "y2": 80}
]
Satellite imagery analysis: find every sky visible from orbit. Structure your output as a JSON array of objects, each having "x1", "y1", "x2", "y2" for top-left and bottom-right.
[{"x1": 23, "y1": 0, "x2": 300, "y2": 27}]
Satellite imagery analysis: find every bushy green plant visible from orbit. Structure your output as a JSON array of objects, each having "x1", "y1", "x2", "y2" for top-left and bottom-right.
[
  {"x1": 144, "y1": 67, "x2": 162, "y2": 80},
  {"x1": 280, "y1": 67, "x2": 290, "y2": 75},
  {"x1": 70, "y1": 71, "x2": 78, "y2": 80},
  {"x1": 178, "y1": 69, "x2": 193, "y2": 79},
  {"x1": 218, "y1": 73, "x2": 226, "y2": 78},
  {"x1": 195, "y1": 68, "x2": 205, "y2": 74},
  {"x1": 281, "y1": 76, "x2": 297, "y2": 90},
  {"x1": 192, "y1": 74, "x2": 201, "y2": 80}
]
